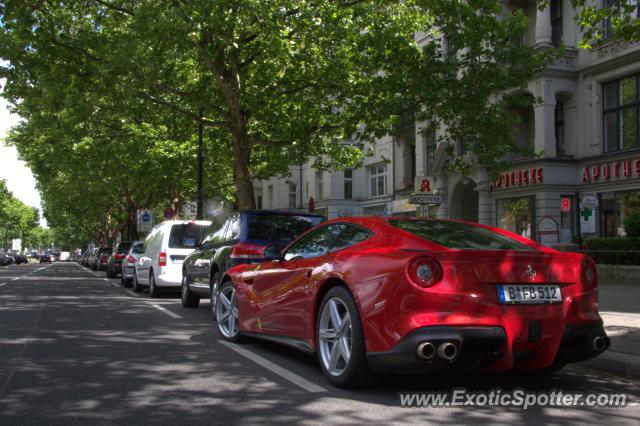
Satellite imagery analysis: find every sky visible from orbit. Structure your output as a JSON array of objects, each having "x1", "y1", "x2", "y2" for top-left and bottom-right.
[{"x1": 0, "y1": 78, "x2": 47, "y2": 226}]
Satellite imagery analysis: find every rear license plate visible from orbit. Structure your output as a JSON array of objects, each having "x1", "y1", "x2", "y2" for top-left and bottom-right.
[{"x1": 497, "y1": 284, "x2": 562, "y2": 304}]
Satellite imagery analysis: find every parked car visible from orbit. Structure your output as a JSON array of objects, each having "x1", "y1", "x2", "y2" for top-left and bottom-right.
[
  {"x1": 120, "y1": 241, "x2": 143, "y2": 287},
  {"x1": 216, "y1": 216, "x2": 610, "y2": 388},
  {"x1": 97, "y1": 249, "x2": 112, "y2": 271},
  {"x1": 39, "y1": 253, "x2": 52, "y2": 263},
  {"x1": 14, "y1": 253, "x2": 28, "y2": 264},
  {"x1": 0, "y1": 252, "x2": 8, "y2": 266},
  {"x1": 87, "y1": 247, "x2": 100, "y2": 271},
  {"x1": 133, "y1": 220, "x2": 211, "y2": 297},
  {"x1": 181, "y1": 210, "x2": 324, "y2": 315},
  {"x1": 106, "y1": 241, "x2": 132, "y2": 278}
]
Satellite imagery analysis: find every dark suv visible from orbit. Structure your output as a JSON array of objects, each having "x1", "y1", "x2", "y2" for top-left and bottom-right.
[
  {"x1": 106, "y1": 241, "x2": 132, "y2": 278},
  {"x1": 181, "y1": 210, "x2": 324, "y2": 314}
]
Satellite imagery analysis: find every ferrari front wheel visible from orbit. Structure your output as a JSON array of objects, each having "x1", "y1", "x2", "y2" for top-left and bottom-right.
[
  {"x1": 317, "y1": 286, "x2": 370, "y2": 388},
  {"x1": 216, "y1": 281, "x2": 241, "y2": 342}
]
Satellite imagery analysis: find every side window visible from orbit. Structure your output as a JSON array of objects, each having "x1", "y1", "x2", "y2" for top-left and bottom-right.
[
  {"x1": 224, "y1": 216, "x2": 240, "y2": 241},
  {"x1": 283, "y1": 225, "x2": 343, "y2": 261},
  {"x1": 330, "y1": 225, "x2": 373, "y2": 252}
]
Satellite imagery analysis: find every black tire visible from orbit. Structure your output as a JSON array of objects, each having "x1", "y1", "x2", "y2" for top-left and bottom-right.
[
  {"x1": 316, "y1": 286, "x2": 371, "y2": 388},
  {"x1": 181, "y1": 274, "x2": 200, "y2": 308},
  {"x1": 215, "y1": 280, "x2": 243, "y2": 342},
  {"x1": 120, "y1": 270, "x2": 126, "y2": 286},
  {"x1": 132, "y1": 272, "x2": 142, "y2": 293},
  {"x1": 209, "y1": 271, "x2": 221, "y2": 319},
  {"x1": 149, "y1": 271, "x2": 160, "y2": 298}
]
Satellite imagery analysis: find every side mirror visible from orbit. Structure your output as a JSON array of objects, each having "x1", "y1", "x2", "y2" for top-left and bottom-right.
[{"x1": 263, "y1": 243, "x2": 282, "y2": 261}]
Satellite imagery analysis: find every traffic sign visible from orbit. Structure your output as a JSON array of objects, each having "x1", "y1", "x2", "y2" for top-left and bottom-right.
[
  {"x1": 138, "y1": 209, "x2": 153, "y2": 233},
  {"x1": 410, "y1": 193, "x2": 442, "y2": 205},
  {"x1": 164, "y1": 208, "x2": 175, "y2": 219},
  {"x1": 141, "y1": 212, "x2": 151, "y2": 222}
]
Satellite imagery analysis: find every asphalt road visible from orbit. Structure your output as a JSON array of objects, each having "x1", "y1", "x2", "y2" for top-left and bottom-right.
[{"x1": 0, "y1": 262, "x2": 638, "y2": 425}]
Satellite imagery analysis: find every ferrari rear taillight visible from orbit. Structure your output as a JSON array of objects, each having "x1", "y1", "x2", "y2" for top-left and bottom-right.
[
  {"x1": 407, "y1": 257, "x2": 443, "y2": 288},
  {"x1": 230, "y1": 243, "x2": 265, "y2": 260},
  {"x1": 126, "y1": 255, "x2": 135, "y2": 263},
  {"x1": 158, "y1": 251, "x2": 167, "y2": 267}
]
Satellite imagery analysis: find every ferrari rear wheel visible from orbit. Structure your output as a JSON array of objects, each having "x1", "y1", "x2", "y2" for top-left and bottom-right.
[
  {"x1": 216, "y1": 281, "x2": 241, "y2": 342},
  {"x1": 317, "y1": 286, "x2": 370, "y2": 388}
]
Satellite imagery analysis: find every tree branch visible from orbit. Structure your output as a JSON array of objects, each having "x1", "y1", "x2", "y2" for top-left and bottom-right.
[{"x1": 138, "y1": 91, "x2": 228, "y2": 128}]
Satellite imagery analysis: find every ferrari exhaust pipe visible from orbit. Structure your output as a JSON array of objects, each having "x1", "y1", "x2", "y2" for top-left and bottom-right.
[
  {"x1": 592, "y1": 336, "x2": 609, "y2": 352},
  {"x1": 437, "y1": 342, "x2": 458, "y2": 362},
  {"x1": 416, "y1": 342, "x2": 435, "y2": 360}
]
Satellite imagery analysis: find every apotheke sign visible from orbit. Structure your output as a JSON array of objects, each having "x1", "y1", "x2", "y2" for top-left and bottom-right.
[
  {"x1": 490, "y1": 167, "x2": 544, "y2": 190},
  {"x1": 581, "y1": 158, "x2": 640, "y2": 184}
]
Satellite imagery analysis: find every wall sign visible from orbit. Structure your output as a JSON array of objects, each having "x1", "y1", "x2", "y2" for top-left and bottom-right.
[
  {"x1": 414, "y1": 176, "x2": 434, "y2": 193},
  {"x1": 560, "y1": 197, "x2": 571, "y2": 212},
  {"x1": 537, "y1": 217, "x2": 559, "y2": 247},
  {"x1": 490, "y1": 167, "x2": 544, "y2": 190},
  {"x1": 580, "y1": 158, "x2": 640, "y2": 184}
]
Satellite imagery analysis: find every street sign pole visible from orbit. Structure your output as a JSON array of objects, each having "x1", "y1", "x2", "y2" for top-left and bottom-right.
[{"x1": 197, "y1": 108, "x2": 204, "y2": 220}]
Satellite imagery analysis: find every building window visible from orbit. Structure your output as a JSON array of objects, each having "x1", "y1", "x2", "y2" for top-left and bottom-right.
[
  {"x1": 369, "y1": 163, "x2": 388, "y2": 197},
  {"x1": 315, "y1": 171, "x2": 323, "y2": 202},
  {"x1": 257, "y1": 195, "x2": 263, "y2": 210},
  {"x1": 344, "y1": 169, "x2": 353, "y2": 200},
  {"x1": 555, "y1": 100, "x2": 566, "y2": 156},
  {"x1": 288, "y1": 182, "x2": 297, "y2": 209},
  {"x1": 424, "y1": 127, "x2": 436, "y2": 176},
  {"x1": 551, "y1": 0, "x2": 563, "y2": 47},
  {"x1": 267, "y1": 185, "x2": 273, "y2": 209},
  {"x1": 496, "y1": 196, "x2": 533, "y2": 240},
  {"x1": 603, "y1": 74, "x2": 639, "y2": 153}
]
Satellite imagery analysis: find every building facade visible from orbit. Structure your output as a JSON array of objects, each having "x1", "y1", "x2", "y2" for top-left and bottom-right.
[{"x1": 256, "y1": 0, "x2": 640, "y2": 245}]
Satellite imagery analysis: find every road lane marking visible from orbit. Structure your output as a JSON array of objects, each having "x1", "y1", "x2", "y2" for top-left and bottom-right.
[
  {"x1": 149, "y1": 303, "x2": 183, "y2": 319},
  {"x1": 109, "y1": 282, "x2": 120, "y2": 288},
  {"x1": 218, "y1": 340, "x2": 327, "y2": 393},
  {"x1": 0, "y1": 283, "x2": 6, "y2": 287},
  {"x1": 2, "y1": 263, "x2": 54, "y2": 284},
  {"x1": 126, "y1": 290, "x2": 141, "y2": 298}
]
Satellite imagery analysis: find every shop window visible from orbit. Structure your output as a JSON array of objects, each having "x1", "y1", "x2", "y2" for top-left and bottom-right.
[
  {"x1": 617, "y1": 191, "x2": 640, "y2": 235},
  {"x1": 315, "y1": 171, "x2": 323, "y2": 202},
  {"x1": 363, "y1": 204, "x2": 387, "y2": 216},
  {"x1": 496, "y1": 197, "x2": 533, "y2": 240},
  {"x1": 603, "y1": 74, "x2": 640, "y2": 152}
]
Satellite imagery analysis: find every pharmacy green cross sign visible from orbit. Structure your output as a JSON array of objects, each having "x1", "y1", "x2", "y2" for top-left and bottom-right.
[{"x1": 581, "y1": 208, "x2": 593, "y2": 220}]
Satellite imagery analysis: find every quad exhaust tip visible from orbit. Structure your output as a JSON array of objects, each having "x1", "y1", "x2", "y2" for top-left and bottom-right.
[
  {"x1": 437, "y1": 342, "x2": 458, "y2": 362},
  {"x1": 416, "y1": 342, "x2": 435, "y2": 360},
  {"x1": 593, "y1": 335, "x2": 610, "y2": 353}
]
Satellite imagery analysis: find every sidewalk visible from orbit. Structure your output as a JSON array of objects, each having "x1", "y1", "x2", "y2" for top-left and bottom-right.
[{"x1": 580, "y1": 283, "x2": 640, "y2": 377}]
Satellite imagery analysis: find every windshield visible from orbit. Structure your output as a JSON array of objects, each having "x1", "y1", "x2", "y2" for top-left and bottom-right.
[
  {"x1": 246, "y1": 214, "x2": 323, "y2": 245},
  {"x1": 388, "y1": 219, "x2": 537, "y2": 251},
  {"x1": 131, "y1": 243, "x2": 144, "y2": 254},
  {"x1": 169, "y1": 223, "x2": 209, "y2": 248}
]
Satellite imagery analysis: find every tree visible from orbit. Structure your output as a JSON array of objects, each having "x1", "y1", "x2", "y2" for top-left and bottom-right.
[
  {"x1": 0, "y1": 179, "x2": 39, "y2": 249},
  {"x1": 1, "y1": 0, "x2": 548, "y2": 213},
  {"x1": 571, "y1": 0, "x2": 640, "y2": 47}
]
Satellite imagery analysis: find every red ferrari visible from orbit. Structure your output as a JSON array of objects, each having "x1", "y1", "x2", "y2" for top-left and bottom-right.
[{"x1": 215, "y1": 217, "x2": 609, "y2": 388}]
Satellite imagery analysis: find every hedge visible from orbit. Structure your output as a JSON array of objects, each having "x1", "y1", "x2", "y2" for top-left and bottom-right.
[{"x1": 583, "y1": 237, "x2": 640, "y2": 265}]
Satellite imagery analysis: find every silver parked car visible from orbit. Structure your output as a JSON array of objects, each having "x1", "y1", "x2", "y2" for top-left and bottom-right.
[{"x1": 120, "y1": 241, "x2": 143, "y2": 287}]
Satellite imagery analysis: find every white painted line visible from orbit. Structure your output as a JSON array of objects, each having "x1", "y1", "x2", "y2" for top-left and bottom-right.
[
  {"x1": 601, "y1": 311, "x2": 640, "y2": 319},
  {"x1": 149, "y1": 303, "x2": 183, "y2": 319},
  {"x1": 126, "y1": 290, "x2": 141, "y2": 297},
  {"x1": 218, "y1": 340, "x2": 327, "y2": 393},
  {"x1": 0, "y1": 283, "x2": 6, "y2": 287},
  {"x1": 599, "y1": 350, "x2": 640, "y2": 367},
  {"x1": 110, "y1": 282, "x2": 120, "y2": 288}
]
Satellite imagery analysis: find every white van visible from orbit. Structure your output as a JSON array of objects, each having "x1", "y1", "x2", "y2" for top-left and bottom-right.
[{"x1": 133, "y1": 220, "x2": 211, "y2": 297}]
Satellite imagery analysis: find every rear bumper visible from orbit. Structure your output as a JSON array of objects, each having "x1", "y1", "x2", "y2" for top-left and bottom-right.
[{"x1": 365, "y1": 322, "x2": 608, "y2": 374}]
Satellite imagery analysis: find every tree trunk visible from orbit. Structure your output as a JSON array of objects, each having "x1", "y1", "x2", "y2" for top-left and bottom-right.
[{"x1": 232, "y1": 134, "x2": 255, "y2": 210}]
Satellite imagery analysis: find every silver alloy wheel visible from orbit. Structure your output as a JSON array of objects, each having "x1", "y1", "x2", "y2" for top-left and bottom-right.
[
  {"x1": 318, "y1": 297, "x2": 353, "y2": 377},
  {"x1": 216, "y1": 285, "x2": 239, "y2": 338}
]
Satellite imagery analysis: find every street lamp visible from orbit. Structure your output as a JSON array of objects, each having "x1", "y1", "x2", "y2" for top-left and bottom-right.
[{"x1": 197, "y1": 108, "x2": 204, "y2": 220}]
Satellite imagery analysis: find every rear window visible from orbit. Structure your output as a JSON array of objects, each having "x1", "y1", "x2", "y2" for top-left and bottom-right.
[
  {"x1": 131, "y1": 243, "x2": 144, "y2": 254},
  {"x1": 388, "y1": 219, "x2": 536, "y2": 251},
  {"x1": 116, "y1": 242, "x2": 132, "y2": 253},
  {"x1": 246, "y1": 214, "x2": 323, "y2": 245},
  {"x1": 169, "y1": 223, "x2": 209, "y2": 248}
]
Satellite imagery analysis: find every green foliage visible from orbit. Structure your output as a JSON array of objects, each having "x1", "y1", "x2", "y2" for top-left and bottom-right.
[
  {"x1": 624, "y1": 212, "x2": 640, "y2": 238},
  {"x1": 571, "y1": 0, "x2": 640, "y2": 47},
  {"x1": 0, "y1": 178, "x2": 40, "y2": 249},
  {"x1": 584, "y1": 237, "x2": 640, "y2": 265}
]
